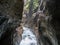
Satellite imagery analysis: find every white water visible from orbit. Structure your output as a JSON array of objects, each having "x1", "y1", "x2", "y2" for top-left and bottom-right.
[{"x1": 19, "y1": 27, "x2": 37, "y2": 45}]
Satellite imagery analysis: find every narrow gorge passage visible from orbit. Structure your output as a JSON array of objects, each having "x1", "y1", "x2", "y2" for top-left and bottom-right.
[{"x1": 0, "y1": 0, "x2": 59, "y2": 45}]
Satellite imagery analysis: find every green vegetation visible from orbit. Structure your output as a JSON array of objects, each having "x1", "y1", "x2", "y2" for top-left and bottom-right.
[{"x1": 24, "y1": 0, "x2": 39, "y2": 12}]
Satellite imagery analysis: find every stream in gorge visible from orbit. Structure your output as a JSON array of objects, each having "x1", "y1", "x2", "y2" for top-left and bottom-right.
[{"x1": 19, "y1": 26, "x2": 38, "y2": 45}]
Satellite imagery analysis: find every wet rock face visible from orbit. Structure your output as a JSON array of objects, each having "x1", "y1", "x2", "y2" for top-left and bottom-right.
[
  {"x1": 0, "y1": 0, "x2": 24, "y2": 19},
  {"x1": 46, "y1": 0, "x2": 60, "y2": 45},
  {"x1": 0, "y1": 15, "x2": 22, "y2": 45},
  {"x1": 0, "y1": 0, "x2": 24, "y2": 45},
  {"x1": 53, "y1": 0, "x2": 60, "y2": 44}
]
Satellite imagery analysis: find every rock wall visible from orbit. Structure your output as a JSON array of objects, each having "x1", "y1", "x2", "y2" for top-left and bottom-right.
[
  {"x1": 0, "y1": 0, "x2": 24, "y2": 45},
  {"x1": 46, "y1": 0, "x2": 60, "y2": 45}
]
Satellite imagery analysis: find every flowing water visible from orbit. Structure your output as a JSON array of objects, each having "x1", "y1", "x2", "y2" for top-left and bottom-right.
[{"x1": 19, "y1": 26, "x2": 38, "y2": 45}]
